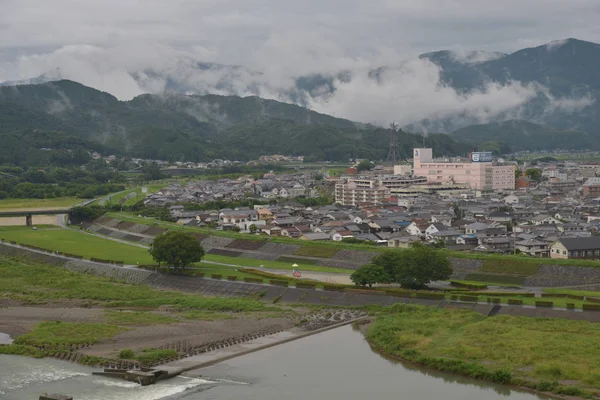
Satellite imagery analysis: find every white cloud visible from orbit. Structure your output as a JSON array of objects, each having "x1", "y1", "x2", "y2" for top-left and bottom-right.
[
  {"x1": 0, "y1": 0, "x2": 598, "y2": 130},
  {"x1": 306, "y1": 59, "x2": 541, "y2": 126}
]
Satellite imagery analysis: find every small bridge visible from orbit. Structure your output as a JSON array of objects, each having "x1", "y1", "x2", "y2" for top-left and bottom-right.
[{"x1": 0, "y1": 209, "x2": 70, "y2": 226}]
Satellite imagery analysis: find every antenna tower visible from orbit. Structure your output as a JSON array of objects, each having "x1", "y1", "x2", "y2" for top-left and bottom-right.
[{"x1": 387, "y1": 122, "x2": 399, "y2": 164}]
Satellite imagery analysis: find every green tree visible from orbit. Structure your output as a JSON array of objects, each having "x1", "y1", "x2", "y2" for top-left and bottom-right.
[
  {"x1": 249, "y1": 224, "x2": 258, "y2": 234},
  {"x1": 525, "y1": 168, "x2": 542, "y2": 182},
  {"x1": 350, "y1": 264, "x2": 389, "y2": 287},
  {"x1": 69, "y1": 205, "x2": 106, "y2": 224},
  {"x1": 149, "y1": 231, "x2": 205, "y2": 271},
  {"x1": 356, "y1": 160, "x2": 374, "y2": 172},
  {"x1": 372, "y1": 245, "x2": 453, "y2": 289}
]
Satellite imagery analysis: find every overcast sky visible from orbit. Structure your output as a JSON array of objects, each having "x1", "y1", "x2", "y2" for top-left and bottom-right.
[
  {"x1": 1, "y1": 0, "x2": 599, "y2": 126},
  {"x1": 3, "y1": 0, "x2": 600, "y2": 67}
]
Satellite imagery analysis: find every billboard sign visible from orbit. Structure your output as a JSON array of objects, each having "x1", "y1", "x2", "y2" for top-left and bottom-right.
[{"x1": 471, "y1": 152, "x2": 493, "y2": 163}]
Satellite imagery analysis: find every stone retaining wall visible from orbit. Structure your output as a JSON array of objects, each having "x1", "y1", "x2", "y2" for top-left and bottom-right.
[
  {"x1": 0, "y1": 243, "x2": 67, "y2": 266},
  {"x1": 333, "y1": 249, "x2": 376, "y2": 263},
  {"x1": 449, "y1": 258, "x2": 484, "y2": 279},
  {"x1": 259, "y1": 242, "x2": 302, "y2": 256},
  {"x1": 201, "y1": 236, "x2": 235, "y2": 248},
  {"x1": 525, "y1": 264, "x2": 600, "y2": 287},
  {"x1": 63, "y1": 261, "x2": 155, "y2": 284}
]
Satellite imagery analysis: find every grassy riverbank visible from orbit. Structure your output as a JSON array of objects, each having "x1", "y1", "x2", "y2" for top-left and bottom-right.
[
  {"x1": 367, "y1": 304, "x2": 600, "y2": 397},
  {"x1": 0, "y1": 254, "x2": 293, "y2": 363}
]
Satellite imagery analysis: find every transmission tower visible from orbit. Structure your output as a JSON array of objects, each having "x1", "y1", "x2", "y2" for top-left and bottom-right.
[{"x1": 387, "y1": 122, "x2": 399, "y2": 164}]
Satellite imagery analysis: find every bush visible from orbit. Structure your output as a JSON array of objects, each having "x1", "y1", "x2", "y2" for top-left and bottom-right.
[
  {"x1": 119, "y1": 349, "x2": 135, "y2": 359},
  {"x1": 414, "y1": 293, "x2": 445, "y2": 301},
  {"x1": 323, "y1": 284, "x2": 348, "y2": 292},
  {"x1": 243, "y1": 277, "x2": 263, "y2": 283},
  {"x1": 295, "y1": 282, "x2": 316, "y2": 289},
  {"x1": 227, "y1": 276, "x2": 238, "y2": 281},
  {"x1": 586, "y1": 296, "x2": 600, "y2": 303},
  {"x1": 535, "y1": 301, "x2": 553, "y2": 308},
  {"x1": 487, "y1": 297, "x2": 501, "y2": 304},
  {"x1": 582, "y1": 303, "x2": 600, "y2": 311},
  {"x1": 566, "y1": 303, "x2": 575, "y2": 309},
  {"x1": 211, "y1": 274, "x2": 222, "y2": 279},
  {"x1": 450, "y1": 281, "x2": 487, "y2": 290},
  {"x1": 459, "y1": 295, "x2": 479, "y2": 302},
  {"x1": 269, "y1": 280, "x2": 289, "y2": 287},
  {"x1": 508, "y1": 299, "x2": 523, "y2": 305},
  {"x1": 465, "y1": 273, "x2": 524, "y2": 285}
]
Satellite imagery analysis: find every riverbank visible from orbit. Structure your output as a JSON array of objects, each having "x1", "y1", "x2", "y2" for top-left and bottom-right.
[{"x1": 365, "y1": 304, "x2": 600, "y2": 399}]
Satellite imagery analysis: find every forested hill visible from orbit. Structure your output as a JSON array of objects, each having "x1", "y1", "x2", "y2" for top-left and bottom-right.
[{"x1": 0, "y1": 80, "x2": 468, "y2": 163}]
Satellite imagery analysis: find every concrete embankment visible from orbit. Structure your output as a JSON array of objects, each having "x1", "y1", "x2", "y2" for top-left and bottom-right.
[{"x1": 158, "y1": 313, "x2": 369, "y2": 378}]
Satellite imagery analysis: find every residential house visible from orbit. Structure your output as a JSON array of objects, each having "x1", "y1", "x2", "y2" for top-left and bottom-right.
[
  {"x1": 456, "y1": 234, "x2": 478, "y2": 245},
  {"x1": 429, "y1": 229, "x2": 461, "y2": 243},
  {"x1": 406, "y1": 219, "x2": 429, "y2": 237},
  {"x1": 330, "y1": 230, "x2": 355, "y2": 242},
  {"x1": 219, "y1": 209, "x2": 262, "y2": 231},
  {"x1": 515, "y1": 239, "x2": 550, "y2": 257},
  {"x1": 529, "y1": 215, "x2": 562, "y2": 226},
  {"x1": 465, "y1": 222, "x2": 489, "y2": 234},
  {"x1": 425, "y1": 223, "x2": 447, "y2": 239},
  {"x1": 388, "y1": 235, "x2": 421, "y2": 248},
  {"x1": 487, "y1": 211, "x2": 512, "y2": 223},
  {"x1": 483, "y1": 237, "x2": 513, "y2": 252},
  {"x1": 550, "y1": 237, "x2": 600, "y2": 259},
  {"x1": 300, "y1": 232, "x2": 331, "y2": 241}
]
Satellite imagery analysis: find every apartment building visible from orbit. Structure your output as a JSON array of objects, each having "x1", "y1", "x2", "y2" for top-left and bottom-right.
[{"x1": 412, "y1": 148, "x2": 515, "y2": 190}]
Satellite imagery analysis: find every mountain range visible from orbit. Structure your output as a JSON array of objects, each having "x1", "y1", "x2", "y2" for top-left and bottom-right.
[
  {"x1": 0, "y1": 80, "x2": 469, "y2": 164},
  {"x1": 0, "y1": 38, "x2": 599, "y2": 164},
  {"x1": 2, "y1": 38, "x2": 599, "y2": 134}
]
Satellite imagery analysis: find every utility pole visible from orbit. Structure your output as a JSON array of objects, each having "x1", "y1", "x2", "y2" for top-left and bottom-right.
[{"x1": 387, "y1": 122, "x2": 399, "y2": 164}]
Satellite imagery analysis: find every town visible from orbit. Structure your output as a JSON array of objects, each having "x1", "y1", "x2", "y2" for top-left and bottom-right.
[{"x1": 144, "y1": 148, "x2": 600, "y2": 260}]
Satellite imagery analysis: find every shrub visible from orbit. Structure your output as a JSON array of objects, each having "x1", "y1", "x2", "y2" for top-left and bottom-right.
[
  {"x1": 323, "y1": 284, "x2": 347, "y2": 292},
  {"x1": 566, "y1": 303, "x2": 575, "y2": 310},
  {"x1": 586, "y1": 296, "x2": 600, "y2": 303},
  {"x1": 119, "y1": 349, "x2": 135, "y2": 359},
  {"x1": 535, "y1": 301, "x2": 553, "y2": 308},
  {"x1": 459, "y1": 295, "x2": 479, "y2": 302},
  {"x1": 450, "y1": 281, "x2": 487, "y2": 290},
  {"x1": 487, "y1": 297, "x2": 501, "y2": 304},
  {"x1": 414, "y1": 293, "x2": 445, "y2": 301},
  {"x1": 508, "y1": 299, "x2": 523, "y2": 305},
  {"x1": 465, "y1": 273, "x2": 524, "y2": 285},
  {"x1": 243, "y1": 277, "x2": 263, "y2": 283},
  {"x1": 582, "y1": 303, "x2": 600, "y2": 311},
  {"x1": 295, "y1": 282, "x2": 317, "y2": 289},
  {"x1": 227, "y1": 276, "x2": 238, "y2": 281},
  {"x1": 269, "y1": 280, "x2": 289, "y2": 287},
  {"x1": 211, "y1": 274, "x2": 222, "y2": 279}
]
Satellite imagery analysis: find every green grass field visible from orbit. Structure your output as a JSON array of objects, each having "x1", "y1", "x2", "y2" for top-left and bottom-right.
[
  {"x1": 0, "y1": 226, "x2": 155, "y2": 264},
  {"x1": 0, "y1": 253, "x2": 276, "y2": 312},
  {"x1": 0, "y1": 225, "x2": 351, "y2": 274},
  {"x1": 103, "y1": 183, "x2": 167, "y2": 207},
  {"x1": 368, "y1": 304, "x2": 599, "y2": 396},
  {"x1": 0, "y1": 197, "x2": 81, "y2": 210}
]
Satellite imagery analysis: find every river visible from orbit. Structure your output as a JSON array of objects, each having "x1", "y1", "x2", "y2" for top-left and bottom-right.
[{"x1": 1, "y1": 325, "x2": 549, "y2": 400}]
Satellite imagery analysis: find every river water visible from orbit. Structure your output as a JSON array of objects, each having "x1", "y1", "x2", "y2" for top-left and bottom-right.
[{"x1": 1, "y1": 325, "x2": 548, "y2": 400}]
